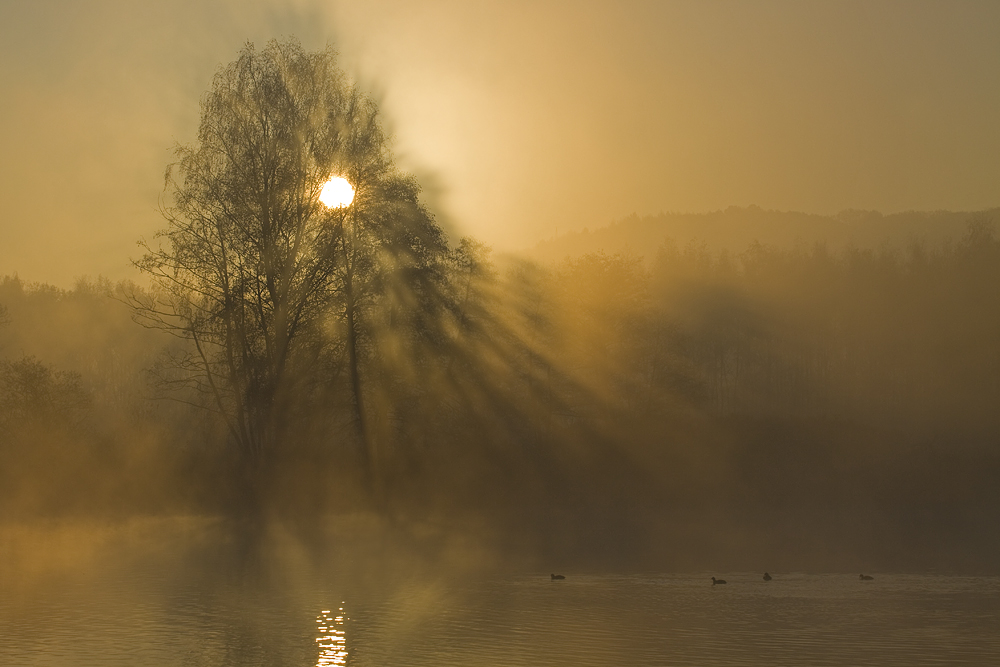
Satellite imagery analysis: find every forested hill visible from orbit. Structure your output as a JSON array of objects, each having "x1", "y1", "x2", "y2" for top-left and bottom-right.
[{"x1": 529, "y1": 207, "x2": 1000, "y2": 263}]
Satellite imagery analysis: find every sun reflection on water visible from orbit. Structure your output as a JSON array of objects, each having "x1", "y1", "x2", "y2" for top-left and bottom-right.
[{"x1": 315, "y1": 605, "x2": 348, "y2": 666}]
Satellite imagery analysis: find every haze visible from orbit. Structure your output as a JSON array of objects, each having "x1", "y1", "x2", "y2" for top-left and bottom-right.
[
  {"x1": 2, "y1": 0, "x2": 1000, "y2": 285},
  {"x1": 4, "y1": 5, "x2": 1000, "y2": 664}
]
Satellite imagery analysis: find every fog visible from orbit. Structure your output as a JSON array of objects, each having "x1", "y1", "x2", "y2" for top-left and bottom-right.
[
  {"x1": 2, "y1": 6, "x2": 1000, "y2": 665},
  {"x1": 4, "y1": 212, "x2": 1000, "y2": 572}
]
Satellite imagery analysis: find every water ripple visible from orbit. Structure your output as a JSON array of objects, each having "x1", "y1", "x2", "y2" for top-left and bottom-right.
[{"x1": 2, "y1": 565, "x2": 999, "y2": 666}]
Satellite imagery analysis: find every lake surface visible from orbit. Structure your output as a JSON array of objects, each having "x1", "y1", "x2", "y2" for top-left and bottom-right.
[{"x1": 1, "y1": 520, "x2": 998, "y2": 666}]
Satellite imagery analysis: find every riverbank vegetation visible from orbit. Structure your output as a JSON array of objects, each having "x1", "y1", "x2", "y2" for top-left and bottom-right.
[{"x1": 2, "y1": 217, "x2": 999, "y2": 570}]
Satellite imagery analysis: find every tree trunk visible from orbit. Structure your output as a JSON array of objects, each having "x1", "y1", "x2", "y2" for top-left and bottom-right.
[{"x1": 344, "y1": 268, "x2": 377, "y2": 495}]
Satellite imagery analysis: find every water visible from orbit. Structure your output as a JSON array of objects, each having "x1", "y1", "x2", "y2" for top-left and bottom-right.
[{"x1": 1, "y1": 520, "x2": 998, "y2": 666}]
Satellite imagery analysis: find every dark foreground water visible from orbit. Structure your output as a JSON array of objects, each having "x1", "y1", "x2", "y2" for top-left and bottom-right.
[{"x1": 1, "y1": 519, "x2": 998, "y2": 666}]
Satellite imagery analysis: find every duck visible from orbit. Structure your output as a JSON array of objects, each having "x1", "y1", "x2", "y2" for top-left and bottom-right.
[
  {"x1": 763, "y1": 572, "x2": 772, "y2": 581},
  {"x1": 711, "y1": 577, "x2": 726, "y2": 585},
  {"x1": 551, "y1": 573, "x2": 565, "y2": 580},
  {"x1": 859, "y1": 574, "x2": 874, "y2": 580}
]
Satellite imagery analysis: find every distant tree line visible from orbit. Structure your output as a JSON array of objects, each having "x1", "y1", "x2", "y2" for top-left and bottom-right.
[{"x1": 3, "y1": 216, "x2": 1000, "y2": 565}]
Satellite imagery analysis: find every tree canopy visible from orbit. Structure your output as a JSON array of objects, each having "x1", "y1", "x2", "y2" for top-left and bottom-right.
[{"x1": 130, "y1": 39, "x2": 446, "y2": 492}]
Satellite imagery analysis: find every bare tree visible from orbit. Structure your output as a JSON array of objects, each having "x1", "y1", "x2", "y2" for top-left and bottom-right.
[{"x1": 129, "y1": 39, "x2": 445, "y2": 494}]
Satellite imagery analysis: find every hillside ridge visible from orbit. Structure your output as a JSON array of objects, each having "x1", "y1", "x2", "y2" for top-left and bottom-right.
[{"x1": 528, "y1": 206, "x2": 1000, "y2": 263}]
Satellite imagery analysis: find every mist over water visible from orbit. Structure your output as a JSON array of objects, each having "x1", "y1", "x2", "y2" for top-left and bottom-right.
[
  {"x1": 4, "y1": 211, "x2": 1000, "y2": 662},
  {"x1": 2, "y1": 519, "x2": 998, "y2": 666},
  {"x1": 3, "y1": 23, "x2": 1000, "y2": 665}
]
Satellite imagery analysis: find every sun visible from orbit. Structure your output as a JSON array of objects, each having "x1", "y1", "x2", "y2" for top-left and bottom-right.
[{"x1": 319, "y1": 177, "x2": 355, "y2": 208}]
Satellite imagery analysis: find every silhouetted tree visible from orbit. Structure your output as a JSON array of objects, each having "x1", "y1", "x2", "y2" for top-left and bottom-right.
[{"x1": 129, "y1": 39, "x2": 445, "y2": 495}]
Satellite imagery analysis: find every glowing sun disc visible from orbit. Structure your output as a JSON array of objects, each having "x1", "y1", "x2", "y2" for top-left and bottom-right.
[{"x1": 319, "y1": 177, "x2": 355, "y2": 208}]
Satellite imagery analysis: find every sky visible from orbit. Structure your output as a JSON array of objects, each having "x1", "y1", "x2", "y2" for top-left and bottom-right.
[{"x1": 1, "y1": 0, "x2": 999, "y2": 285}]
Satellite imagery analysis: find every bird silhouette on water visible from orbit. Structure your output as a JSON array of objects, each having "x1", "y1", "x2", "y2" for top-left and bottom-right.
[
  {"x1": 712, "y1": 577, "x2": 726, "y2": 585},
  {"x1": 551, "y1": 574, "x2": 565, "y2": 580},
  {"x1": 860, "y1": 574, "x2": 874, "y2": 580},
  {"x1": 763, "y1": 572, "x2": 772, "y2": 581}
]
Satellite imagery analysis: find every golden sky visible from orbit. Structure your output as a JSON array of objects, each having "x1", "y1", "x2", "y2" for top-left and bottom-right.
[{"x1": 2, "y1": 0, "x2": 999, "y2": 285}]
